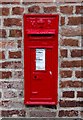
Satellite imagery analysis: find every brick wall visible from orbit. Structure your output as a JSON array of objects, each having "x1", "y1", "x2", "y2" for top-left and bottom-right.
[{"x1": 0, "y1": 0, "x2": 83, "y2": 118}]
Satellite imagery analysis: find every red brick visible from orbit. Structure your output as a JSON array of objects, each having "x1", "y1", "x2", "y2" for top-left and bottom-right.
[
  {"x1": 82, "y1": 39, "x2": 83, "y2": 47},
  {"x1": 1, "y1": 100, "x2": 12, "y2": 108},
  {"x1": 60, "y1": 6, "x2": 73, "y2": 14},
  {"x1": 21, "y1": 1, "x2": 32, "y2": 4},
  {"x1": 28, "y1": 5, "x2": 40, "y2": 13},
  {"x1": 0, "y1": 51, "x2": 5, "y2": 60},
  {"x1": 7, "y1": 41, "x2": 17, "y2": 48},
  {"x1": 75, "y1": 71, "x2": 83, "y2": 78},
  {"x1": 80, "y1": 111, "x2": 83, "y2": 117},
  {"x1": 9, "y1": 30, "x2": 22, "y2": 37},
  {"x1": 18, "y1": 110, "x2": 26, "y2": 117},
  {"x1": 12, "y1": 7, "x2": 24, "y2": 15},
  {"x1": 0, "y1": 41, "x2": 7, "y2": 48},
  {"x1": 68, "y1": 16, "x2": 83, "y2": 25},
  {"x1": 9, "y1": 51, "x2": 21, "y2": 59},
  {"x1": 0, "y1": 71, "x2": 12, "y2": 79},
  {"x1": 13, "y1": 71, "x2": 23, "y2": 79},
  {"x1": 63, "y1": 91, "x2": 74, "y2": 98},
  {"x1": 11, "y1": 2, "x2": 20, "y2": 4},
  {"x1": 59, "y1": 110, "x2": 78, "y2": 117},
  {"x1": 43, "y1": 6, "x2": 57, "y2": 13},
  {"x1": 2, "y1": 81, "x2": 23, "y2": 89},
  {"x1": 76, "y1": 6, "x2": 83, "y2": 14},
  {"x1": 61, "y1": 60, "x2": 82, "y2": 68},
  {"x1": 73, "y1": 81, "x2": 83, "y2": 87},
  {"x1": 71, "y1": 50, "x2": 83, "y2": 57},
  {"x1": 60, "y1": 38, "x2": 79, "y2": 46},
  {"x1": 18, "y1": 91, "x2": 23, "y2": 98},
  {"x1": 59, "y1": 100, "x2": 83, "y2": 107},
  {"x1": 0, "y1": 29, "x2": 6, "y2": 38},
  {"x1": 17, "y1": 40, "x2": 22, "y2": 48},
  {"x1": 1, "y1": 100, "x2": 24, "y2": 108},
  {"x1": 0, "y1": 82, "x2": 2, "y2": 88},
  {"x1": 22, "y1": 2, "x2": 34, "y2": 4},
  {"x1": 60, "y1": 70, "x2": 72, "y2": 78},
  {"x1": 60, "y1": 49, "x2": 67, "y2": 57},
  {"x1": 60, "y1": 81, "x2": 83, "y2": 88},
  {"x1": 77, "y1": 91, "x2": 83, "y2": 98},
  {"x1": 3, "y1": 90, "x2": 17, "y2": 98},
  {"x1": 60, "y1": 17, "x2": 65, "y2": 26},
  {"x1": 0, "y1": 41, "x2": 17, "y2": 49},
  {"x1": 61, "y1": 27, "x2": 83, "y2": 37},
  {"x1": 0, "y1": 92, "x2": 1, "y2": 98},
  {"x1": 1, "y1": 1, "x2": 20, "y2": 4},
  {"x1": 0, "y1": 8, "x2": 10, "y2": 16},
  {"x1": 1, "y1": 110, "x2": 26, "y2": 117},
  {"x1": 4, "y1": 18, "x2": 22, "y2": 26},
  {"x1": 0, "y1": 19, "x2": 1, "y2": 25},
  {"x1": 1, "y1": 61, "x2": 22, "y2": 69}
]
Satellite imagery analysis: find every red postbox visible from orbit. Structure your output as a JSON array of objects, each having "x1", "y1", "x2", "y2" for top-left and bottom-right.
[{"x1": 24, "y1": 14, "x2": 59, "y2": 105}]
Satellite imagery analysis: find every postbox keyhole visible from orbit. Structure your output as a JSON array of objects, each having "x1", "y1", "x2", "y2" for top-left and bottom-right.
[{"x1": 34, "y1": 76, "x2": 37, "y2": 79}]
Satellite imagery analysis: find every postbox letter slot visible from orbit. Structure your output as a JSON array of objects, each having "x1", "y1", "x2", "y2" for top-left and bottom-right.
[
  {"x1": 30, "y1": 34, "x2": 53, "y2": 37},
  {"x1": 28, "y1": 34, "x2": 54, "y2": 40}
]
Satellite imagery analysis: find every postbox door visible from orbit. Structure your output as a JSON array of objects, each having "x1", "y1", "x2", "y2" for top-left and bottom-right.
[{"x1": 28, "y1": 47, "x2": 57, "y2": 104}]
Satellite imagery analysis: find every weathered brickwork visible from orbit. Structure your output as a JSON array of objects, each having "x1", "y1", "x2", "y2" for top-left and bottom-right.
[{"x1": 0, "y1": 0, "x2": 82, "y2": 119}]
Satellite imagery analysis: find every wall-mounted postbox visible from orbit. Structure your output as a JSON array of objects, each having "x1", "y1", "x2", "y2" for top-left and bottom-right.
[{"x1": 24, "y1": 14, "x2": 59, "y2": 105}]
